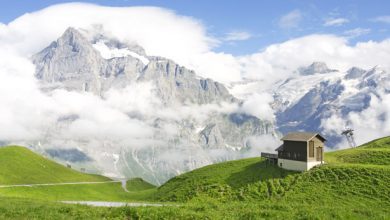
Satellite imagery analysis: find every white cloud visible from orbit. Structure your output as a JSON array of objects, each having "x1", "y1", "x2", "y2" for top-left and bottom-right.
[
  {"x1": 324, "y1": 18, "x2": 349, "y2": 27},
  {"x1": 189, "y1": 52, "x2": 242, "y2": 83},
  {"x1": 238, "y1": 34, "x2": 390, "y2": 85},
  {"x1": 0, "y1": 3, "x2": 239, "y2": 84},
  {"x1": 243, "y1": 134, "x2": 282, "y2": 157},
  {"x1": 278, "y1": 10, "x2": 302, "y2": 29},
  {"x1": 321, "y1": 91, "x2": 390, "y2": 149},
  {"x1": 239, "y1": 93, "x2": 275, "y2": 121},
  {"x1": 223, "y1": 31, "x2": 252, "y2": 41},
  {"x1": 343, "y1": 28, "x2": 371, "y2": 38},
  {"x1": 370, "y1": 15, "x2": 390, "y2": 24},
  {"x1": 1, "y1": 3, "x2": 214, "y2": 57},
  {"x1": 0, "y1": 52, "x2": 56, "y2": 141}
]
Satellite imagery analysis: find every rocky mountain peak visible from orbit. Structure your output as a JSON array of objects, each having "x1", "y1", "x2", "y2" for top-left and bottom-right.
[
  {"x1": 33, "y1": 27, "x2": 236, "y2": 105},
  {"x1": 345, "y1": 67, "x2": 366, "y2": 79},
  {"x1": 299, "y1": 62, "x2": 338, "y2": 75},
  {"x1": 30, "y1": 27, "x2": 273, "y2": 184},
  {"x1": 59, "y1": 27, "x2": 89, "y2": 46},
  {"x1": 32, "y1": 27, "x2": 107, "y2": 93}
]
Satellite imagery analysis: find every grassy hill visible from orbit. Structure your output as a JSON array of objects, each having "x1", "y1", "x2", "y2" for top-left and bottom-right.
[
  {"x1": 126, "y1": 178, "x2": 156, "y2": 192},
  {"x1": 0, "y1": 138, "x2": 389, "y2": 219},
  {"x1": 149, "y1": 136, "x2": 390, "y2": 219},
  {"x1": 0, "y1": 146, "x2": 110, "y2": 185},
  {"x1": 326, "y1": 136, "x2": 390, "y2": 165},
  {"x1": 0, "y1": 181, "x2": 156, "y2": 202},
  {"x1": 155, "y1": 157, "x2": 296, "y2": 201},
  {"x1": 156, "y1": 136, "x2": 390, "y2": 201},
  {"x1": 0, "y1": 146, "x2": 157, "y2": 202}
]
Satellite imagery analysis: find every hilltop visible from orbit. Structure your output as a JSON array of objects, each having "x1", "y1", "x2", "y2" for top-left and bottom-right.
[
  {"x1": 326, "y1": 136, "x2": 390, "y2": 165},
  {"x1": 0, "y1": 146, "x2": 156, "y2": 202},
  {"x1": 150, "y1": 136, "x2": 390, "y2": 218},
  {"x1": 155, "y1": 157, "x2": 296, "y2": 201},
  {"x1": 0, "y1": 146, "x2": 109, "y2": 185}
]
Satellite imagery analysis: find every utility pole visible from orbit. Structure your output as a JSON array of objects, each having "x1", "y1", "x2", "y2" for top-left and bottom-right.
[{"x1": 341, "y1": 128, "x2": 356, "y2": 148}]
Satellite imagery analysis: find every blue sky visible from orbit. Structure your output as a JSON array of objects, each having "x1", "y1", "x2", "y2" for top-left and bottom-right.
[{"x1": 0, "y1": 0, "x2": 389, "y2": 55}]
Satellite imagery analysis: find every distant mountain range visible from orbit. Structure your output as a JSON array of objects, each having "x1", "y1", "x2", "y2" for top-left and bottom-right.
[
  {"x1": 234, "y1": 61, "x2": 389, "y2": 146},
  {"x1": 28, "y1": 27, "x2": 389, "y2": 184},
  {"x1": 274, "y1": 62, "x2": 389, "y2": 145},
  {"x1": 31, "y1": 27, "x2": 274, "y2": 184}
]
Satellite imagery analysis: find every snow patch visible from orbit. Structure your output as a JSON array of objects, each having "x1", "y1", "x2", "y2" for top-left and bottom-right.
[
  {"x1": 273, "y1": 71, "x2": 341, "y2": 110},
  {"x1": 195, "y1": 125, "x2": 206, "y2": 133},
  {"x1": 93, "y1": 41, "x2": 149, "y2": 65},
  {"x1": 225, "y1": 144, "x2": 241, "y2": 151}
]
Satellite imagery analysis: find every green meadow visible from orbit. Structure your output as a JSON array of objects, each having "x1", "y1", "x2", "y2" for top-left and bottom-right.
[{"x1": 0, "y1": 137, "x2": 389, "y2": 219}]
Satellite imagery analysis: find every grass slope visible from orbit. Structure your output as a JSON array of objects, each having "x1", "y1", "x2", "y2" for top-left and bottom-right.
[
  {"x1": 0, "y1": 146, "x2": 109, "y2": 185},
  {"x1": 149, "y1": 136, "x2": 390, "y2": 219},
  {"x1": 326, "y1": 136, "x2": 390, "y2": 165},
  {"x1": 126, "y1": 178, "x2": 156, "y2": 192},
  {"x1": 0, "y1": 146, "x2": 157, "y2": 202},
  {"x1": 157, "y1": 136, "x2": 390, "y2": 202},
  {"x1": 0, "y1": 137, "x2": 390, "y2": 219},
  {"x1": 0, "y1": 182, "x2": 156, "y2": 202},
  {"x1": 156, "y1": 157, "x2": 296, "y2": 201}
]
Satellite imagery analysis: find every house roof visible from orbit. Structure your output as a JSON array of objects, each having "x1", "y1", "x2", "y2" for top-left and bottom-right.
[
  {"x1": 281, "y1": 132, "x2": 326, "y2": 142},
  {"x1": 275, "y1": 144, "x2": 284, "y2": 151}
]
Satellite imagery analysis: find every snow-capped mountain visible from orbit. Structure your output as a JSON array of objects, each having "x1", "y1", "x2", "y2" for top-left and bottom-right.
[
  {"x1": 31, "y1": 27, "x2": 274, "y2": 185},
  {"x1": 274, "y1": 63, "x2": 389, "y2": 146},
  {"x1": 298, "y1": 61, "x2": 337, "y2": 76},
  {"x1": 229, "y1": 61, "x2": 389, "y2": 147},
  {"x1": 34, "y1": 27, "x2": 235, "y2": 105}
]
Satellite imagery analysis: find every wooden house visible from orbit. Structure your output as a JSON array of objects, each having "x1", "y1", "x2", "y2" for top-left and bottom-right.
[{"x1": 276, "y1": 132, "x2": 326, "y2": 171}]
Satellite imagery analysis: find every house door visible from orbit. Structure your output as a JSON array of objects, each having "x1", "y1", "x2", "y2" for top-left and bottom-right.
[{"x1": 316, "y1": 147, "x2": 322, "y2": 161}]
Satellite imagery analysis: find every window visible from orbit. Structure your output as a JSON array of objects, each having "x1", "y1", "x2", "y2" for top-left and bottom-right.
[{"x1": 309, "y1": 141, "x2": 314, "y2": 157}]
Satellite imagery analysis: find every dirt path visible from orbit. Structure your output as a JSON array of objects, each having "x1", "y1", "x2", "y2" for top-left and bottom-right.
[
  {"x1": 121, "y1": 180, "x2": 129, "y2": 192},
  {"x1": 61, "y1": 201, "x2": 165, "y2": 207},
  {"x1": 0, "y1": 181, "x2": 120, "y2": 188}
]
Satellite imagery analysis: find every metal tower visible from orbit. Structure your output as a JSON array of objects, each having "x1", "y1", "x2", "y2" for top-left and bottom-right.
[{"x1": 341, "y1": 128, "x2": 356, "y2": 148}]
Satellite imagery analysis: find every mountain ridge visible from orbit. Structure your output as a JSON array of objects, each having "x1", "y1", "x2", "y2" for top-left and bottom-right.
[{"x1": 30, "y1": 27, "x2": 275, "y2": 185}]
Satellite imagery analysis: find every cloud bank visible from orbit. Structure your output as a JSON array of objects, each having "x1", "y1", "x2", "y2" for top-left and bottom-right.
[
  {"x1": 238, "y1": 35, "x2": 390, "y2": 87},
  {"x1": 321, "y1": 91, "x2": 390, "y2": 149},
  {"x1": 0, "y1": 3, "x2": 241, "y2": 84}
]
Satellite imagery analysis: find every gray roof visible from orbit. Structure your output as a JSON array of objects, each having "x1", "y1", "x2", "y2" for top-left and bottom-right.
[
  {"x1": 275, "y1": 144, "x2": 284, "y2": 151},
  {"x1": 281, "y1": 132, "x2": 326, "y2": 142}
]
